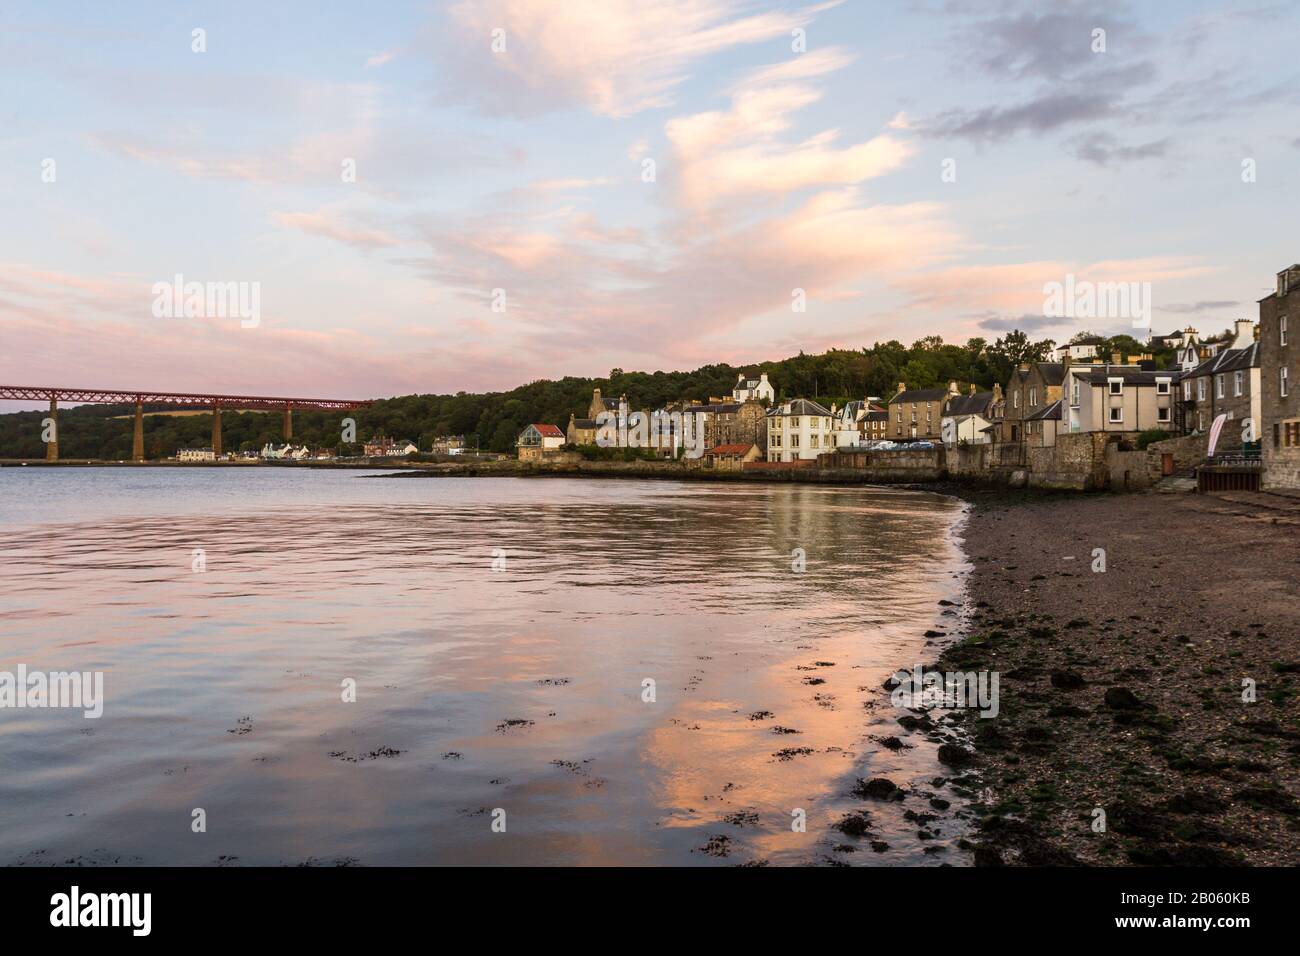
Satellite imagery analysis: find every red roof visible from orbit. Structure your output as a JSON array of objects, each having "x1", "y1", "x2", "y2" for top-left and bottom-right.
[
  {"x1": 707, "y1": 443, "x2": 755, "y2": 456},
  {"x1": 532, "y1": 423, "x2": 564, "y2": 438}
]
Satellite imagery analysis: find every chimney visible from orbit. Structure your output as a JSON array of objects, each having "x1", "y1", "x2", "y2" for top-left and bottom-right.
[
  {"x1": 993, "y1": 383, "x2": 1003, "y2": 403},
  {"x1": 896, "y1": 382, "x2": 906, "y2": 394},
  {"x1": 737, "y1": 372, "x2": 745, "y2": 382},
  {"x1": 759, "y1": 373, "x2": 768, "y2": 382},
  {"x1": 968, "y1": 383, "x2": 976, "y2": 396},
  {"x1": 1111, "y1": 351, "x2": 1122, "y2": 365},
  {"x1": 947, "y1": 380, "x2": 959, "y2": 395},
  {"x1": 1232, "y1": 318, "x2": 1254, "y2": 348}
]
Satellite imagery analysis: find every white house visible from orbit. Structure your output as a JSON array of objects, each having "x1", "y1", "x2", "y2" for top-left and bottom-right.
[
  {"x1": 733, "y1": 372, "x2": 775, "y2": 404},
  {"x1": 261, "y1": 443, "x2": 314, "y2": 460},
  {"x1": 941, "y1": 386, "x2": 999, "y2": 445},
  {"x1": 178, "y1": 446, "x2": 215, "y2": 462},
  {"x1": 1052, "y1": 339, "x2": 1102, "y2": 363},
  {"x1": 766, "y1": 398, "x2": 834, "y2": 462}
]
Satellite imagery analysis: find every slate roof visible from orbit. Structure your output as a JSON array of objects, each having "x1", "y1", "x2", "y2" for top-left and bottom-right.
[
  {"x1": 890, "y1": 387, "x2": 948, "y2": 404},
  {"x1": 1186, "y1": 342, "x2": 1260, "y2": 377},
  {"x1": 768, "y1": 398, "x2": 833, "y2": 417},
  {"x1": 1077, "y1": 367, "x2": 1181, "y2": 385},
  {"x1": 1025, "y1": 399, "x2": 1062, "y2": 422},
  {"x1": 945, "y1": 392, "x2": 994, "y2": 416}
]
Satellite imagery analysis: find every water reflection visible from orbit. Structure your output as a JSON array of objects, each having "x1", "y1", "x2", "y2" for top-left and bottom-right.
[{"x1": 0, "y1": 470, "x2": 967, "y2": 865}]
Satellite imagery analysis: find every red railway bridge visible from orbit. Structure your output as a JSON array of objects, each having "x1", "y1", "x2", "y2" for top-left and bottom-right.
[{"x1": 0, "y1": 385, "x2": 374, "y2": 461}]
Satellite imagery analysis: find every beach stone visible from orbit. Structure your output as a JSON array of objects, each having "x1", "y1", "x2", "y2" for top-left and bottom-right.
[
  {"x1": 1049, "y1": 670, "x2": 1085, "y2": 689},
  {"x1": 1103, "y1": 686, "x2": 1143, "y2": 710}
]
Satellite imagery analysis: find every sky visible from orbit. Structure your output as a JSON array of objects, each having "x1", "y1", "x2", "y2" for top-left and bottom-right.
[{"x1": 2, "y1": 0, "x2": 1299, "y2": 408}]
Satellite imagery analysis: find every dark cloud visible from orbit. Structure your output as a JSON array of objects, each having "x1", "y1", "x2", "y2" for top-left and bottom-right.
[
  {"x1": 974, "y1": 312, "x2": 1061, "y2": 333},
  {"x1": 1159, "y1": 300, "x2": 1240, "y2": 314},
  {"x1": 1067, "y1": 132, "x2": 1169, "y2": 165},
  {"x1": 927, "y1": 91, "x2": 1118, "y2": 142}
]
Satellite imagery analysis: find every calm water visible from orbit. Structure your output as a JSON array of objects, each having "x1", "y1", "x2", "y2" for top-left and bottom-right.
[{"x1": 0, "y1": 467, "x2": 969, "y2": 866}]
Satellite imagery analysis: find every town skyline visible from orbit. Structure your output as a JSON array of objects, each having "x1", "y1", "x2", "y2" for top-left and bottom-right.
[{"x1": 4, "y1": 0, "x2": 1299, "y2": 408}]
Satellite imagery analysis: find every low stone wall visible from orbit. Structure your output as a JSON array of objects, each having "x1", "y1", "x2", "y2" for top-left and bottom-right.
[{"x1": 819, "y1": 448, "x2": 945, "y2": 482}]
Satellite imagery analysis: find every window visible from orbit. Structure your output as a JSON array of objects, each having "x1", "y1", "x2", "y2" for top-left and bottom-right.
[
  {"x1": 1234, "y1": 371, "x2": 1243, "y2": 397},
  {"x1": 791, "y1": 434, "x2": 800, "y2": 447},
  {"x1": 1072, "y1": 382, "x2": 1081, "y2": 406},
  {"x1": 1013, "y1": 390, "x2": 1020, "y2": 409},
  {"x1": 1108, "y1": 378, "x2": 1123, "y2": 395},
  {"x1": 1283, "y1": 367, "x2": 1290, "y2": 398},
  {"x1": 1157, "y1": 407, "x2": 1170, "y2": 423},
  {"x1": 1216, "y1": 375, "x2": 1224, "y2": 399},
  {"x1": 1282, "y1": 316, "x2": 1289, "y2": 346},
  {"x1": 791, "y1": 417, "x2": 800, "y2": 427},
  {"x1": 810, "y1": 434, "x2": 819, "y2": 448},
  {"x1": 1183, "y1": 380, "x2": 1191, "y2": 400},
  {"x1": 1108, "y1": 407, "x2": 1123, "y2": 423},
  {"x1": 1156, "y1": 378, "x2": 1170, "y2": 395},
  {"x1": 771, "y1": 435, "x2": 781, "y2": 447},
  {"x1": 1286, "y1": 420, "x2": 1300, "y2": 447},
  {"x1": 1197, "y1": 378, "x2": 1206, "y2": 401},
  {"x1": 1029, "y1": 387, "x2": 1037, "y2": 406}
]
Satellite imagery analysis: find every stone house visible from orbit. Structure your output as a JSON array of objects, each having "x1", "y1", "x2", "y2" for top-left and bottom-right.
[
  {"x1": 1001, "y1": 363, "x2": 1065, "y2": 444},
  {"x1": 703, "y1": 442, "x2": 762, "y2": 470},
  {"x1": 888, "y1": 382, "x2": 955, "y2": 441},
  {"x1": 1260, "y1": 263, "x2": 1300, "y2": 488},
  {"x1": 566, "y1": 413, "x2": 598, "y2": 446},
  {"x1": 1178, "y1": 319, "x2": 1260, "y2": 447},
  {"x1": 681, "y1": 400, "x2": 767, "y2": 452}
]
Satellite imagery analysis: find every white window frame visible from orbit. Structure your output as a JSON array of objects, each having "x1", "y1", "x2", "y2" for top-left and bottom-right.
[
  {"x1": 1029, "y1": 387, "x2": 1037, "y2": 406},
  {"x1": 1108, "y1": 377, "x2": 1123, "y2": 396},
  {"x1": 1233, "y1": 371, "x2": 1243, "y2": 397},
  {"x1": 1157, "y1": 406, "x2": 1170, "y2": 423},
  {"x1": 1197, "y1": 378, "x2": 1206, "y2": 401},
  {"x1": 1283, "y1": 367, "x2": 1290, "y2": 398},
  {"x1": 1072, "y1": 381, "x2": 1081, "y2": 406},
  {"x1": 1216, "y1": 375, "x2": 1224, "y2": 399},
  {"x1": 1156, "y1": 377, "x2": 1171, "y2": 395},
  {"x1": 1182, "y1": 380, "x2": 1191, "y2": 400},
  {"x1": 1108, "y1": 406, "x2": 1123, "y2": 424}
]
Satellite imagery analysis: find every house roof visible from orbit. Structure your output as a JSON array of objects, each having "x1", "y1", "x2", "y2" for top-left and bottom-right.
[
  {"x1": 1078, "y1": 367, "x2": 1181, "y2": 385},
  {"x1": 890, "y1": 387, "x2": 948, "y2": 403},
  {"x1": 945, "y1": 392, "x2": 994, "y2": 416},
  {"x1": 1186, "y1": 342, "x2": 1259, "y2": 377},
  {"x1": 1025, "y1": 399, "x2": 1063, "y2": 422},
  {"x1": 530, "y1": 423, "x2": 564, "y2": 438},
  {"x1": 687, "y1": 402, "x2": 744, "y2": 414},
  {"x1": 570, "y1": 418, "x2": 598, "y2": 429},
  {"x1": 706, "y1": 443, "x2": 756, "y2": 456},
  {"x1": 768, "y1": 398, "x2": 833, "y2": 417}
]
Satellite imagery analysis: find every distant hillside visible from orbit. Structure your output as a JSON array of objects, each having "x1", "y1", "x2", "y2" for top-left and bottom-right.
[{"x1": 2, "y1": 330, "x2": 1163, "y2": 458}]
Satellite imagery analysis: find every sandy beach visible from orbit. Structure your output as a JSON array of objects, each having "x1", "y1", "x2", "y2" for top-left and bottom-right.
[{"x1": 940, "y1": 487, "x2": 1300, "y2": 865}]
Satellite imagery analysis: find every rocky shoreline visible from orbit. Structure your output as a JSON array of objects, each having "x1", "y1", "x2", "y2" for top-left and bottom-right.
[{"x1": 929, "y1": 486, "x2": 1300, "y2": 866}]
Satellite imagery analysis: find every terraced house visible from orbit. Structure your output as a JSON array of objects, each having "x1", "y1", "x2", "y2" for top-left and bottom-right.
[
  {"x1": 1178, "y1": 319, "x2": 1260, "y2": 446},
  {"x1": 1001, "y1": 363, "x2": 1065, "y2": 444},
  {"x1": 1260, "y1": 263, "x2": 1300, "y2": 488},
  {"x1": 888, "y1": 382, "x2": 953, "y2": 441}
]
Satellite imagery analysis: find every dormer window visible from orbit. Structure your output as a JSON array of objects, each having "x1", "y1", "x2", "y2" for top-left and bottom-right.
[
  {"x1": 1108, "y1": 378, "x2": 1123, "y2": 396},
  {"x1": 1156, "y1": 378, "x2": 1171, "y2": 395}
]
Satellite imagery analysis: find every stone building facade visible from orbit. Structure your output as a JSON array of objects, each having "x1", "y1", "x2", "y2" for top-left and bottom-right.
[
  {"x1": 888, "y1": 383, "x2": 955, "y2": 441},
  {"x1": 1260, "y1": 263, "x2": 1300, "y2": 488},
  {"x1": 1177, "y1": 319, "x2": 1260, "y2": 448}
]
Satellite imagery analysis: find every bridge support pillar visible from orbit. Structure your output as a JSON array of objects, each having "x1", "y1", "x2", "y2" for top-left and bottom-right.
[
  {"x1": 283, "y1": 404, "x2": 292, "y2": 440},
  {"x1": 211, "y1": 405, "x2": 222, "y2": 458},
  {"x1": 133, "y1": 402, "x2": 144, "y2": 461},
  {"x1": 45, "y1": 398, "x2": 58, "y2": 461}
]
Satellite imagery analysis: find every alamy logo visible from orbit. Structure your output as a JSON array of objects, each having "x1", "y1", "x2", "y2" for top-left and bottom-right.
[
  {"x1": 152, "y1": 273, "x2": 261, "y2": 328},
  {"x1": 890, "y1": 665, "x2": 999, "y2": 718},
  {"x1": 50, "y1": 886, "x2": 151, "y2": 936},
  {"x1": 0, "y1": 665, "x2": 103, "y2": 718},
  {"x1": 1043, "y1": 274, "x2": 1151, "y2": 331}
]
